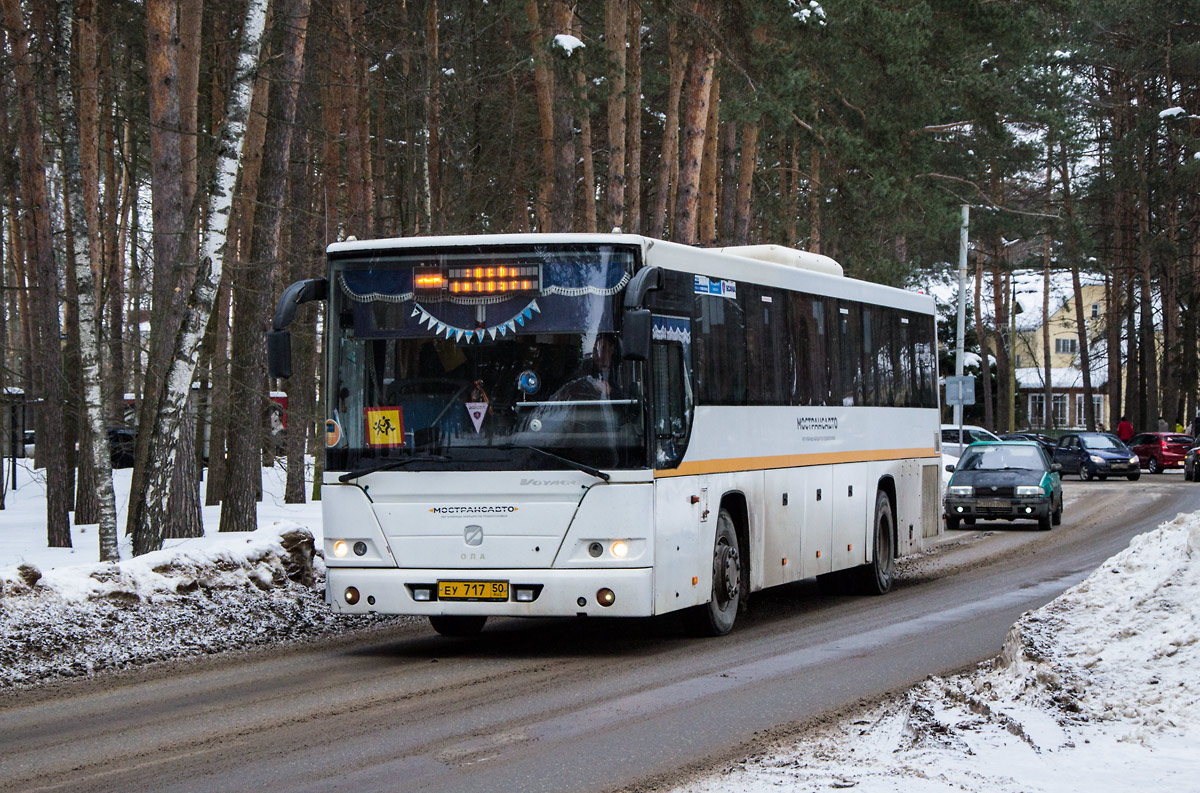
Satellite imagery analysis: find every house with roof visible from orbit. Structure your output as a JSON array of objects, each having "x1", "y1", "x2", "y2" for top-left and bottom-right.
[{"x1": 1010, "y1": 281, "x2": 1112, "y2": 430}]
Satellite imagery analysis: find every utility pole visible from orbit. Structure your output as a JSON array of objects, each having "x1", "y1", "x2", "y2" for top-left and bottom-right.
[{"x1": 954, "y1": 205, "x2": 969, "y2": 427}]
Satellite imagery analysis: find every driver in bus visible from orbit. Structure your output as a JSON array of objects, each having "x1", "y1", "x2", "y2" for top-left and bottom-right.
[{"x1": 550, "y1": 333, "x2": 624, "y2": 402}]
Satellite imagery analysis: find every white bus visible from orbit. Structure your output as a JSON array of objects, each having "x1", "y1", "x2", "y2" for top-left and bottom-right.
[{"x1": 269, "y1": 234, "x2": 942, "y2": 636}]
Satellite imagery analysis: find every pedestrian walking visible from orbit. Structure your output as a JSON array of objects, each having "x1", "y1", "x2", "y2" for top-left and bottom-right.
[{"x1": 1117, "y1": 415, "x2": 1134, "y2": 442}]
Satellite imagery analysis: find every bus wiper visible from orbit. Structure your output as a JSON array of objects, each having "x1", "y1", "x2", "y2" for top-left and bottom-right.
[
  {"x1": 494, "y1": 444, "x2": 611, "y2": 482},
  {"x1": 338, "y1": 454, "x2": 451, "y2": 482}
]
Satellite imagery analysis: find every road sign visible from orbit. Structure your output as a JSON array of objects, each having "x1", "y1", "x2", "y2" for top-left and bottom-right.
[{"x1": 945, "y1": 375, "x2": 975, "y2": 406}]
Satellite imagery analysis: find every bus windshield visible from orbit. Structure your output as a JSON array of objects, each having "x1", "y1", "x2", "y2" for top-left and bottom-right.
[{"x1": 326, "y1": 245, "x2": 646, "y2": 472}]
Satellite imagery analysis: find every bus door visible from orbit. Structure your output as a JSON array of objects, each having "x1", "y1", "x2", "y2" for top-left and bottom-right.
[{"x1": 649, "y1": 316, "x2": 700, "y2": 613}]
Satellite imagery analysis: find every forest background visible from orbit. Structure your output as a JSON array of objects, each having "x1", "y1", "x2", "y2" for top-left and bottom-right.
[{"x1": 0, "y1": 0, "x2": 1196, "y2": 557}]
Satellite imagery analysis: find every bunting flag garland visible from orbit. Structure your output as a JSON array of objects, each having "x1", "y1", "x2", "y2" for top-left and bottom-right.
[{"x1": 412, "y1": 300, "x2": 541, "y2": 342}]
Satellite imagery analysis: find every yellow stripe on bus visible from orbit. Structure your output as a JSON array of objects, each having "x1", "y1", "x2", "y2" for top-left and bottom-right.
[{"x1": 653, "y1": 448, "x2": 939, "y2": 478}]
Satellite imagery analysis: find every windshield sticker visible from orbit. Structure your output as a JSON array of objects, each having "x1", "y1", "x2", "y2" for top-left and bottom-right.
[
  {"x1": 694, "y1": 275, "x2": 737, "y2": 299},
  {"x1": 325, "y1": 418, "x2": 342, "y2": 448},
  {"x1": 365, "y1": 407, "x2": 405, "y2": 447},
  {"x1": 465, "y1": 403, "x2": 488, "y2": 433}
]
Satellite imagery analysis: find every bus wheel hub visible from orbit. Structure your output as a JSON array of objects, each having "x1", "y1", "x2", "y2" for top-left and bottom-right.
[{"x1": 717, "y1": 546, "x2": 740, "y2": 602}]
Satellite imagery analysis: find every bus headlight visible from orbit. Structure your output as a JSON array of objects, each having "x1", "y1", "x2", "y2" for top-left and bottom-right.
[
  {"x1": 333, "y1": 540, "x2": 349, "y2": 558},
  {"x1": 1015, "y1": 485, "x2": 1043, "y2": 496},
  {"x1": 947, "y1": 485, "x2": 973, "y2": 496},
  {"x1": 610, "y1": 541, "x2": 629, "y2": 558}
]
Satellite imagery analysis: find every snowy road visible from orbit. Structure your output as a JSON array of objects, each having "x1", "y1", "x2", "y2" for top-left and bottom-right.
[{"x1": 2, "y1": 475, "x2": 1197, "y2": 793}]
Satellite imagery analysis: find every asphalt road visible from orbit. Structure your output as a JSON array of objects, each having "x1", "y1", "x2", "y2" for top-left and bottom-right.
[{"x1": 3, "y1": 474, "x2": 1198, "y2": 793}]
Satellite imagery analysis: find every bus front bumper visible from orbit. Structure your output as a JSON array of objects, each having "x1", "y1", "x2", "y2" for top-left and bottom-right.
[{"x1": 326, "y1": 566, "x2": 655, "y2": 618}]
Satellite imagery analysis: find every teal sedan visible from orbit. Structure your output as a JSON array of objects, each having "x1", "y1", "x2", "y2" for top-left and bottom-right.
[{"x1": 944, "y1": 440, "x2": 1063, "y2": 532}]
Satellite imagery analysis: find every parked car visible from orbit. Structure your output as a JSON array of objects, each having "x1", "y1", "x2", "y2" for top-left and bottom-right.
[
  {"x1": 1000, "y1": 432, "x2": 1057, "y2": 456},
  {"x1": 944, "y1": 440, "x2": 1062, "y2": 532},
  {"x1": 1184, "y1": 444, "x2": 1200, "y2": 481},
  {"x1": 106, "y1": 427, "x2": 136, "y2": 469},
  {"x1": 1128, "y1": 432, "x2": 1193, "y2": 474},
  {"x1": 940, "y1": 424, "x2": 1002, "y2": 457},
  {"x1": 1053, "y1": 432, "x2": 1140, "y2": 481}
]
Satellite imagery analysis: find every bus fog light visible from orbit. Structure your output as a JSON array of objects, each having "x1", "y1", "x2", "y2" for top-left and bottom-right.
[
  {"x1": 344, "y1": 586, "x2": 360, "y2": 605},
  {"x1": 333, "y1": 540, "x2": 349, "y2": 558},
  {"x1": 515, "y1": 589, "x2": 535, "y2": 602},
  {"x1": 610, "y1": 541, "x2": 629, "y2": 558},
  {"x1": 353, "y1": 541, "x2": 368, "y2": 556},
  {"x1": 588, "y1": 542, "x2": 603, "y2": 558},
  {"x1": 597, "y1": 588, "x2": 616, "y2": 607},
  {"x1": 412, "y1": 587, "x2": 433, "y2": 601}
]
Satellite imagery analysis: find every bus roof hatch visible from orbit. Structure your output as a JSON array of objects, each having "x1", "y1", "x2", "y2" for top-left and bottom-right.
[{"x1": 715, "y1": 244, "x2": 843, "y2": 277}]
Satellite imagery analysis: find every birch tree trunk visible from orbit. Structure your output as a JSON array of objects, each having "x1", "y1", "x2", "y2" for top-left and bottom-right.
[
  {"x1": 221, "y1": 0, "x2": 311, "y2": 533},
  {"x1": 135, "y1": 0, "x2": 270, "y2": 550},
  {"x1": 68, "y1": 0, "x2": 119, "y2": 558},
  {"x1": 129, "y1": 0, "x2": 189, "y2": 555}
]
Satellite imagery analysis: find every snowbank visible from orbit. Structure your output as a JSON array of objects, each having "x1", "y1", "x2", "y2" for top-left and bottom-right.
[
  {"x1": 0, "y1": 524, "x2": 400, "y2": 688},
  {"x1": 0, "y1": 461, "x2": 409, "y2": 688},
  {"x1": 673, "y1": 512, "x2": 1200, "y2": 792}
]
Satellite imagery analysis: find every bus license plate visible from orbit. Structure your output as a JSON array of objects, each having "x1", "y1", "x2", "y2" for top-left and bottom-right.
[{"x1": 438, "y1": 580, "x2": 509, "y2": 601}]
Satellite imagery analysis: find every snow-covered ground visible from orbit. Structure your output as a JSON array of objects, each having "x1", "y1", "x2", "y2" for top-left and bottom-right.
[
  {"x1": 672, "y1": 512, "x2": 1200, "y2": 793},
  {"x1": 0, "y1": 459, "x2": 406, "y2": 687}
]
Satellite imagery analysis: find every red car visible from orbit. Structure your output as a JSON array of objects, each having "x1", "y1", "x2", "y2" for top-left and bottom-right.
[{"x1": 1128, "y1": 432, "x2": 1194, "y2": 473}]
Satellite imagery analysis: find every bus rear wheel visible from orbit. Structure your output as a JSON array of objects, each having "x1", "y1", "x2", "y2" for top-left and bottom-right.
[
  {"x1": 682, "y1": 509, "x2": 742, "y2": 637},
  {"x1": 856, "y1": 491, "x2": 895, "y2": 596},
  {"x1": 429, "y1": 615, "x2": 487, "y2": 636}
]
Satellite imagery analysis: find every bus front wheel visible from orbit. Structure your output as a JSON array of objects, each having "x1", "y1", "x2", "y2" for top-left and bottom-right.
[
  {"x1": 682, "y1": 509, "x2": 742, "y2": 637},
  {"x1": 429, "y1": 615, "x2": 487, "y2": 636},
  {"x1": 856, "y1": 491, "x2": 895, "y2": 596}
]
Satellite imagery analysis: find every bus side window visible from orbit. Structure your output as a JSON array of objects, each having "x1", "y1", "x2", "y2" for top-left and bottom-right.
[{"x1": 653, "y1": 340, "x2": 692, "y2": 468}]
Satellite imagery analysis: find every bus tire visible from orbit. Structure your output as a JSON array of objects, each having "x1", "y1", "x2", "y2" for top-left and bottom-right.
[
  {"x1": 856, "y1": 491, "x2": 895, "y2": 596},
  {"x1": 682, "y1": 509, "x2": 742, "y2": 637},
  {"x1": 429, "y1": 615, "x2": 487, "y2": 636}
]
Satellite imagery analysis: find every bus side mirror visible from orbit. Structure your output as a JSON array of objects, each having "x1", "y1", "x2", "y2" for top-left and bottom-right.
[
  {"x1": 267, "y1": 329, "x2": 293, "y2": 379},
  {"x1": 268, "y1": 277, "x2": 327, "y2": 380},
  {"x1": 623, "y1": 309, "x2": 653, "y2": 362}
]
